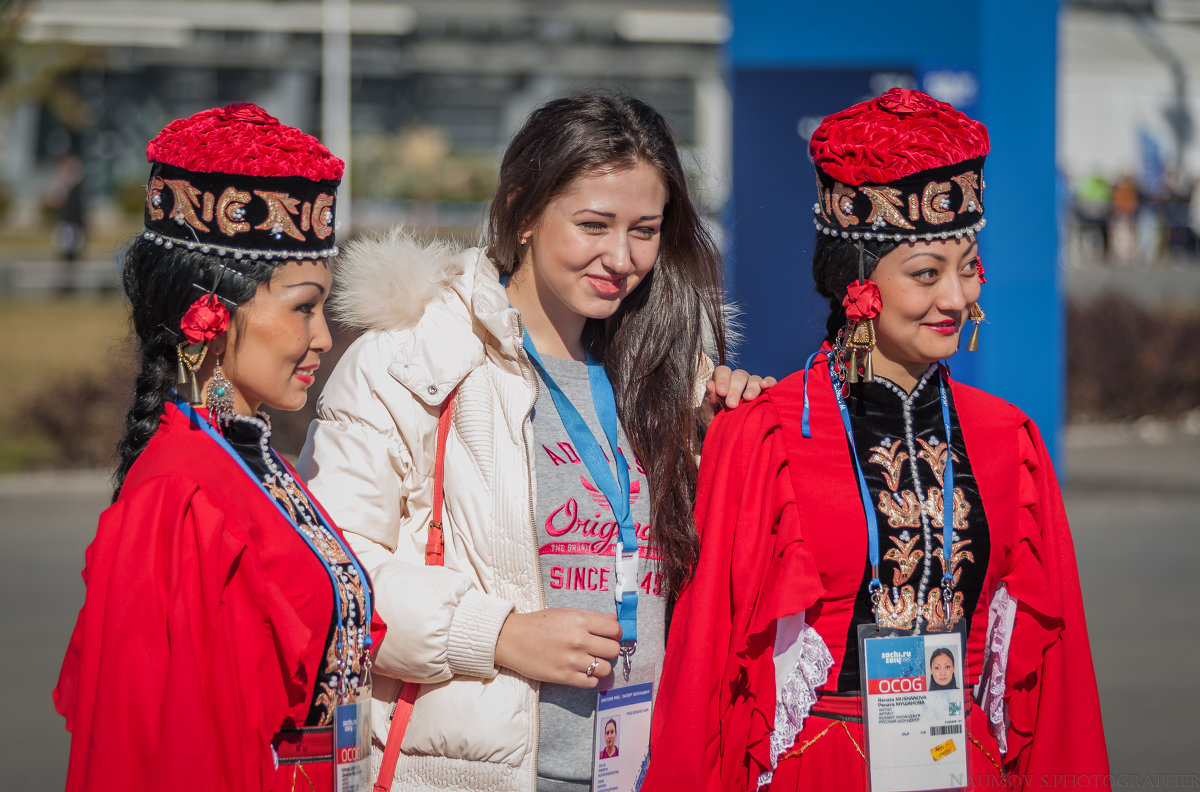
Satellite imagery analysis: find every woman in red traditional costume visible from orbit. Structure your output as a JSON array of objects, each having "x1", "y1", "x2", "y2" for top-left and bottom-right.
[
  {"x1": 644, "y1": 89, "x2": 1109, "y2": 791},
  {"x1": 54, "y1": 104, "x2": 383, "y2": 792}
]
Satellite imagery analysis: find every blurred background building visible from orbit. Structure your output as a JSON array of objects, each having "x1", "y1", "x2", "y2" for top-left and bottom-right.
[
  {"x1": 0, "y1": 0, "x2": 1197, "y2": 454},
  {"x1": 0, "y1": 0, "x2": 729, "y2": 239},
  {"x1": 4, "y1": 0, "x2": 1200, "y2": 283}
]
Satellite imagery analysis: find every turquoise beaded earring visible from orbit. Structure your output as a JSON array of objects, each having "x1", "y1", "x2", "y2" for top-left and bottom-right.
[{"x1": 205, "y1": 358, "x2": 236, "y2": 420}]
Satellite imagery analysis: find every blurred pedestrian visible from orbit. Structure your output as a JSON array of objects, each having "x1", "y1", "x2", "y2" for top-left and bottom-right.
[
  {"x1": 1071, "y1": 169, "x2": 1111, "y2": 263},
  {"x1": 1163, "y1": 170, "x2": 1194, "y2": 258},
  {"x1": 54, "y1": 104, "x2": 383, "y2": 792},
  {"x1": 44, "y1": 152, "x2": 87, "y2": 292},
  {"x1": 1110, "y1": 173, "x2": 1139, "y2": 265},
  {"x1": 1190, "y1": 176, "x2": 1200, "y2": 258},
  {"x1": 1136, "y1": 180, "x2": 1165, "y2": 266}
]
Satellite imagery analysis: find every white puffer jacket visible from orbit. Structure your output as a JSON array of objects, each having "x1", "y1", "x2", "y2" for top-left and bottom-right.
[{"x1": 297, "y1": 231, "x2": 545, "y2": 791}]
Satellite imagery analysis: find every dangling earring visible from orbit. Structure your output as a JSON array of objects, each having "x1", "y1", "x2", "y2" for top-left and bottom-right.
[
  {"x1": 177, "y1": 342, "x2": 209, "y2": 405},
  {"x1": 965, "y1": 303, "x2": 985, "y2": 352},
  {"x1": 841, "y1": 244, "x2": 882, "y2": 383},
  {"x1": 178, "y1": 283, "x2": 231, "y2": 405},
  {"x1": 205, "y1": 358, "x2": 236, "y2": 420},
  {"x1": 845, "y1": 317, "x2": 876, "y2": 383}
]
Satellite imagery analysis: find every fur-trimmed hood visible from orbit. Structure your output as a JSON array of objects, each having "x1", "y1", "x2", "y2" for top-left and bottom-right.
[
  {"x1": 329, "y1": 225, "x2": 739, "y2": 372},
  {"x1": 326, "y1": 228, "x2": 523, "y2": 402},
  {"x1": 329, "y1": 227, "x2": 470, "y2": 333}
]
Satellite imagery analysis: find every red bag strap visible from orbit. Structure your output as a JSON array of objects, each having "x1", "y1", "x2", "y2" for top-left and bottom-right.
[
  {"x1": 374, "y1": 389, "x2": 455, "y2": 792},
  {"x1": 424, "y1": 387, "x2": 455, "y2": 566}
]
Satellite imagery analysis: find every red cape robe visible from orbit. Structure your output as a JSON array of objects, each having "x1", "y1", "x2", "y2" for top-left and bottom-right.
[
  {"x1": 54, "y1": 403, "x2": 385, "y2": 792},
  {"x1": 644, "y1": 362, "x2": 1107, "y2": 791}
]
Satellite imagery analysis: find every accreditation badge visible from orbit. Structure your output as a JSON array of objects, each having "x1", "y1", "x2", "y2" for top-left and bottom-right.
[
  {"x1": 334, "y1": 685, "x2": 372, "y2": 792},
  {"x1": 858, "y1": 625, "x2": 968, "y2": 792},
  {"x1": 592, "y1": 665, "x2": 654, "y2": 792}
]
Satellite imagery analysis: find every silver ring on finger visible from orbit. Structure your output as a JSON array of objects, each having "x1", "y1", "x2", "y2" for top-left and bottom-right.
[{"x1": 585, "y1": 657, "x2": 601, "y2": 678}]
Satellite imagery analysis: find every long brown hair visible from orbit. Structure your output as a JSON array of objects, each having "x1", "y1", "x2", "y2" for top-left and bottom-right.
[{"x1": 487, "y1": 93, "x2": 727, "y2": 600}]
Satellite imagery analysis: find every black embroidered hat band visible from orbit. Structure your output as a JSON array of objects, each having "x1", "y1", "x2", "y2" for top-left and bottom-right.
[
  {"x1": 813, "y1": 156, "x2": 985, "y2": 242},
  {"x1": 141, "y1": 103, "x2": 344, "y2": 261},
  {"x1": 809, "y1": 88, "x2": 990, "y2": 242}
]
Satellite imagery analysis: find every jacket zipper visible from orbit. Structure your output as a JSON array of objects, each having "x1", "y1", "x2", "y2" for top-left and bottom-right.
[{"x1": 515, "y1": 314, "x2": 545, "y2": 791}]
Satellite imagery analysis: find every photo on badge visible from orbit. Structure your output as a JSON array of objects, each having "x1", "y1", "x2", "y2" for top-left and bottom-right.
[
  {"x1": 927, "y1": 645, "x2": 960, "y2": 691},
  {"x1": 599, "y1": 715, "x2": 621, "y2": 760}
]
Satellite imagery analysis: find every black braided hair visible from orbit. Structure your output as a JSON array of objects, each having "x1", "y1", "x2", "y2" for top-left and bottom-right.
[
  {"x1": 111, "y1": 237, "x2": 275, "y2": 501},
  {"x1": 811, "y1": 233, "x2": 900, "y2": 343}
]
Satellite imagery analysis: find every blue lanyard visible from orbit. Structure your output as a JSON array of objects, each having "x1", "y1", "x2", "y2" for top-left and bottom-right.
[
  {"x1": 172, "y1": 396, "x2": 374, "y2": 649},
  {"x1": 521, "y1": 336, "x2": 639, "y2": 645},
  {"x1": 825, "y1": 361, "x2": 957, "y2": 606}
]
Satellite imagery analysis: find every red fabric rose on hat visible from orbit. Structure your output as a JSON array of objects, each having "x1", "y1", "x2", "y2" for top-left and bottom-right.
[
  {"x1": 219, "y1": 103, "x2": 273, "y2": 124},
  {"x1": 843, "y1": 279, "x2": 882, "y2": 322},
  {"x1": 876, "y1": 88, "x2": 942, "y2": 115},
  {"x1": 180, "y1": 294, "x2": 230, "y2": 343}
]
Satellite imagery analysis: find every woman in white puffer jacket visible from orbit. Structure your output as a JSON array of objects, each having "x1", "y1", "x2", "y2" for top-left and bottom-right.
[{"x1": 298, "y1": 93, "x2": 770, "y2": 792}]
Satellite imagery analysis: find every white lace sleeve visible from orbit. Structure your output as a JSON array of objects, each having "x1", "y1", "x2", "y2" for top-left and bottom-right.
[
  {"x1": 973, "y1": 583, "x2": 1017, "y2": 757},
  {"x1": 756, "y1": 612, "x2": 834, "y2": 790}
]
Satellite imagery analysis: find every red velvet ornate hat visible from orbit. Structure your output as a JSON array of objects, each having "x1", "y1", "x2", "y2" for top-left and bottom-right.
[
  {"x1": 809, "y1": 88, "x2": 989, "y2": 242},
  {"x1": 142, "y1": 103, "x2": 344, "y2": 261}
]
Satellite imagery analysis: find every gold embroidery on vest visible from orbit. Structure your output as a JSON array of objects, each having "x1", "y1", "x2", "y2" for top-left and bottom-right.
[
  {"x1": 923, "y1": 586, "x2": 965, "y2": 631},
  {"x1": 933, "y1": 538, "x2": 975, "y2": 589},
  {"x1": 925, "y1": 486, "x2": 970, "y2": 531},
  {"x1": 265, "y1": 477, "x2": 298, "y2": 522},
  {"x1": 883, "y1": 534, "x2": 924, "y2": 585},
  {"x1": 869, "y1": 441, "x2": 909, "y2": 491},
  {"x1": 877, "y1": 489, "x2": 922, "y2": 529},
  {"x1": 875, "y1": 583, "x2": 918, "y2": 629},
  {"x1": 916, "y1": 437, "x2": 952, "y2": 479}
]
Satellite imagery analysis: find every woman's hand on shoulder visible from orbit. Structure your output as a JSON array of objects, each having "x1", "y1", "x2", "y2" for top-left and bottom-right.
[
  {"x1": 699, "y1": 365, "x2": 778, "y2": 427},
  {"x1": 495, "y1": 608, "x2": 622, "y2": 688}
]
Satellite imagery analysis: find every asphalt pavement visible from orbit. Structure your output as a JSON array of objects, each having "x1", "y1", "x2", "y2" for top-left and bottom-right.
[{"x1": 2, "y1": 424, "x2": 1198, "y2": 790}]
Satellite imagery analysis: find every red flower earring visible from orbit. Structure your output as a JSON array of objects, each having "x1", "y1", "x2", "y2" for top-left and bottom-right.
[
  {"x1": 842, "y1": 278, "x2": 881, "y2": 383},
  {"x1": 177, "y1": 293, "x2": 231, "y2": 405},
  {"x1": 966, "y1": 253, "x2": 985, "y2": 352},
  {"x1": 180, "y1": 293, "x2": 229, "y2": 343}
]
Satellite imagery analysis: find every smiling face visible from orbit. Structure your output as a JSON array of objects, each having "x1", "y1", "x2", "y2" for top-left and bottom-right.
[
  {"x1": 868, "y1": 237, "x2": 982, "y2": 389},
  {"x1": 506, "y1": 160, "x2": 668, "y2": 358},
  {"x1": 214, "y1": 259, "x2": 333, "y2": 415},
  {"x1": 930, "y1": 652, "x2": 956, "y2": 687}
]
